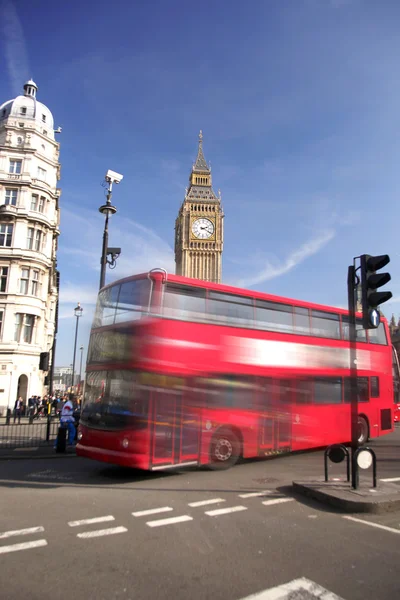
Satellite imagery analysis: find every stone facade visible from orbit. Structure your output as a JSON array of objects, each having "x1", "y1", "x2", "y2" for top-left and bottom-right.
[
  {"x1": 174, "y1": 132, "x2": 224, "y2": 283},
  {"x1": 0, "y1": 80, "x2": 60, "y2": 413}
]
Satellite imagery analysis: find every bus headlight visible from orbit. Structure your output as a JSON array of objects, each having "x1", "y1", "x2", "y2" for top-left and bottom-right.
[
  {"x1": 77, "y1": 431, "x2": 83, "y2": 441},
  {"x1": 122, "y1": 438, "x2": 129, "y2": 449}
]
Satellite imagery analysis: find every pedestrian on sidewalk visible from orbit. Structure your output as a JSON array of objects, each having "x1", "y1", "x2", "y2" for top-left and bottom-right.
[
  {"x1": 55, "y1": 397, "x2": 76, "y2": 448},
  {"x1": 13, "y1": 397, "x2": 23, "y2": 424}
]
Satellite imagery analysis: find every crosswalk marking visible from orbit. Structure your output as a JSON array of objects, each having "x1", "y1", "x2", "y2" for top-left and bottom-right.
[
  {"x1": 146, "y1": 515, "x2": 193, "y2": 528},
  {"x1": 238, "y1": 577, "x2": 345, "y2": 599},
  {"x1": 0, "y1": 526, "x2": 44, "y2": 540},
  {"x1": 77, "y1": 526, "x2": 128, "y2": 539},
  {"x1": 188, "y1": 498, "x2": 225, "y2": 507},
  {"x1": 262, "y1": 498, "x2": 294, "y2": 506},
  {"x1": 132, "y1": 507, "x2": 173, "y2": 517},
  {"x1": 0, "y1": 539, "x2": 48, "y2": 555},
  {"x1": 205, "y1": 505, "x2": 248, "y2": 517},
  {"x1": 380, "y1": 477, "x2": 400, "y2": 482},
  {"x1": 68, "y1": 516, "x2": 115, "y2": 527},
  {"x1": 238, "y1": 491, "x2": 271, "y2": 499}
]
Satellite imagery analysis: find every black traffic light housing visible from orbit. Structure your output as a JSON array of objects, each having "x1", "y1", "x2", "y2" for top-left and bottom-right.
[
  {"x1": 39, "y1": 352, "x2": 50, "y2": 371},
  {"x1": 360, "y1": 254, "x2": 392, "y2": 329}
]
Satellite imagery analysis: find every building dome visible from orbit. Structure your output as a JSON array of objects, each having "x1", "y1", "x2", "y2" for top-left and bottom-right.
[{"x1": 0, "y1": 80, "x2": 55, "y2": 139}]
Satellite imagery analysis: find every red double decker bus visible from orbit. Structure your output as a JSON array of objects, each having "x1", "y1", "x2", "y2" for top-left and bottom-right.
[{"x1": 77, "y1": 269, "x2": 398, "y2": 470}]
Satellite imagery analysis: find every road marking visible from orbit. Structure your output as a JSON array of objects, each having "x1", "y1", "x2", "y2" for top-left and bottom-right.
[
  {"x1": 239, "y1": 491, "x2": 271, "y2": 498},
  {"x1": 68, "y1": 516, "x2": 115, "y2": 527},
  {"x1": 0, "y1": 539, "x2": 48, "y2": 555},
  {"x1": 14, "y1": 447, "x2": 39, "y2": 452},
  {"x1": 238, "y1": 576, "x2": 345, "y2": 599},
  {"x1": 0, "y1": 526, "x2": 44, "y2": 539},
  {"x1": 380, "y1": 477, "x2": 400, "y2": 482},
  {"x1": 205, "y1": 505, "x2": 248, "y2": 517},
  {"x1": 132, "y1": 507, "x2": 173, "y2": 517},
  {"x1": 343, "y1": 516, "x2": 400, "y2": 535},
  {"x1": 188, "y1": 498, "x2": 226, "y2": 507},
  {"x1": 146, "y1": 515, "x2": 193, "y2": 528},
  {"x1": 77, "y1": 526, "x2": 128, "y2": 539},
  {"x1": 262, "y1": 498, "x2": 294, "y2": 506}
]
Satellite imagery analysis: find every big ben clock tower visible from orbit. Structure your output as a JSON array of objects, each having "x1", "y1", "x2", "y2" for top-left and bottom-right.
[{"x1": 175, "y1": 131, "x2": 224, "y2": 283}]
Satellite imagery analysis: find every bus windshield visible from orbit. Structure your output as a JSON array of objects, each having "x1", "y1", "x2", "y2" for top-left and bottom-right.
[{"x1": 93, "y1": 278, "x2": 151, "y2": 328}]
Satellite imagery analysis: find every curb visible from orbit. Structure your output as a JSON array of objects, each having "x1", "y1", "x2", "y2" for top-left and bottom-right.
[
  {"x1": 0, "y1": 452, "x2": 77, "y2": 461},
  {"x1": 293, "y1": 481, "x2": 400, "y2": 514}
]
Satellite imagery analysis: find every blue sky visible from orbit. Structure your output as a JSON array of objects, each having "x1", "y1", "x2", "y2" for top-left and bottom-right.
[{"x1": 1, "y1": 0, "x2": 400, "y2": 367}]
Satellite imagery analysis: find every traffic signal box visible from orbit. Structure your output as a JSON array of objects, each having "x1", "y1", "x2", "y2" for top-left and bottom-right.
[{"x1": 360, "y1": 254, "x2": 392, "y2": 329}]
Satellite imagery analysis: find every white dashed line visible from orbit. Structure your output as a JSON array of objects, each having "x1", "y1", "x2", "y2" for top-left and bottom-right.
[
  {"x1": 239, "y1": 491, "x2": 272, "y2": 499},
  {"x1": 146, "y1": 515, "x2": 193, "y2": 528},
  {"x1": 0, "y1": 539, "x2": 48, "y2": 555},
  {"x1": 343, "y1": 516, "x2": 400, "y2": 535},
  {"x1": 76, "y1": 526, "x2": 128, "y2": 539},
  {"x1": 262, "y1": 498, "x2": 294, "y2": 506},
  {"x1": 132, "y1": 507, "x2": 173, "y2": 517},
  {"x1": 188, "y1": 498, "x2": 226, "y2": 507},
  {"x1": 77, "y1": 526, "x2": 128, "y2": 539},
  {"x1": 380, "y1": 477, "x2": 400, "y2": 482},
  {"x1": 68, "y1": 516, "x2": 115, "y2": 527},
  {"x1": 205, "y1": 505, "x2": 248, "y2": 517},
  {"x1": 0, "y1": 526, "x2": 44, "y2": 539}
]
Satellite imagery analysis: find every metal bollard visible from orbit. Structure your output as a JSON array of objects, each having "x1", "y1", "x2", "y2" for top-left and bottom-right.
[{"x1": 6, "y1": 408, "x2": 11, "y2": 425}]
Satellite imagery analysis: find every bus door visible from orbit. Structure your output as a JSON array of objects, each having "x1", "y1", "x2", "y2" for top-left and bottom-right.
[
  {"x1": 150, "y1": 378, "x2": 200, "y2": 468},
  {"x1": 258, "y1": 378, "x2": 292, "y2": 455}
]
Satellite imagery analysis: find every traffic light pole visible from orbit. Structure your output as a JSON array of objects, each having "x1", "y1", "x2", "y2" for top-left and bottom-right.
[{"x1": 347, "y1": 262, "x2": 359, "y2": 489}]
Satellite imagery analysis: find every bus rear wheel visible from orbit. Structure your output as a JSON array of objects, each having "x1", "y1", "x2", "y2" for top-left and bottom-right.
[
  {"x1": 209, "y1": 429, "x2": 240, "y2": 470},
  {"x1": 357, "y1": 416, "x2": 369, "y2": 445}
]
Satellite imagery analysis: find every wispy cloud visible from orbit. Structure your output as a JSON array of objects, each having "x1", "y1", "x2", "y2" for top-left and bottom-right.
[
  {"x1": 236, "y1": 229, "x2": 335, "y2": 288},
  {"x1": 0, "y1": 0, "x2": 29, "y2": 95}
]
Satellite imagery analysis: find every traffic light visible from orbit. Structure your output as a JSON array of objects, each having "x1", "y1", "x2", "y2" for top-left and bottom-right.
[
  {"x1": 360, "y1": 254, "x2": 392, "y2": 329},
  {"x1": 39, "y1": 352, "x2": 50, "y2": 371}
]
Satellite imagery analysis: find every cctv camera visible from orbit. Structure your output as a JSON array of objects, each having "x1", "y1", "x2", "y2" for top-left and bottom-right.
[{"x1": 105, "y1": 169, "x2": 123, "y2": 184}]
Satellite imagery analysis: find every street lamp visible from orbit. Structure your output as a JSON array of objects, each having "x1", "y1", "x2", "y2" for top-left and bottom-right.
[
  {"x1": 71, "y1": 303, "x2": 83, "y2": 394},
  {"x1": 78, "y1": 345, "x2": 84, "y2": 394},
  {"x1": 99, "y1": 169, "x2": 123, "y2": 290}
]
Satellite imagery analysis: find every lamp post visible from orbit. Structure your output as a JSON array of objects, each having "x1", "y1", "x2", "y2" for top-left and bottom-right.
[
  {"x1": 71, "y1": 303, "x2": 83, "y2": 394},
  {"x1": 78, "y1": 345, "x2": 84, "y2": 394},
  {"x1": 99, "y1": 170, "x2": 123, "y2": 290}
]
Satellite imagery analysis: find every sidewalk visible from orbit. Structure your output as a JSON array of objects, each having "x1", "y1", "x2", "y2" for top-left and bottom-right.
[
  {"x1": 0, "y1": 444, "x2": 78, "y2": 461},
  {"x1": 293, "y1": 478, "x2": 400, "y2": 513}
]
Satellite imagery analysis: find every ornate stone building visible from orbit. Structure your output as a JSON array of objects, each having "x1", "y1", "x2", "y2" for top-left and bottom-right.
[
  {"x1": 0, "y1": 80, "x2": 60, "y2": 412},
  {"x1": 174, "y1": 131, "x2": 223, "y2": 283}
]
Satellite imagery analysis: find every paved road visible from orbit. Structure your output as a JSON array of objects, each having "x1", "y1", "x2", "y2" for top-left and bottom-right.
[{"x1": 0, "y1": 429, "x2": 399, "y2": 600}]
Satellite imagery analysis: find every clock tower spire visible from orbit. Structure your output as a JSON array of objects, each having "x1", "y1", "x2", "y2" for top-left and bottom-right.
[{"x1": 175, "y1": 132, "x2": 224, "y2": 283}]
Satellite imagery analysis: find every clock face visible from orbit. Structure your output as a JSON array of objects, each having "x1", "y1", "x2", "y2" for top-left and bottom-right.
[{"x1": 192, "y1": 218, "x2": 215, "y2": 239}]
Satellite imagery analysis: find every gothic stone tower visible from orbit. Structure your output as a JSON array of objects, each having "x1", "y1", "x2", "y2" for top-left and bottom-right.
[{"x1": 175, "y1": 131, "x2": 223, "y2": 283}]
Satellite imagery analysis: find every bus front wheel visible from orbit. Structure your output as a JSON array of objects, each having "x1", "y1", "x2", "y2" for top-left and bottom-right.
[
  {"x1": 357, "y1": 416, "x2": 369, "y2": 445},
  {"x1": 209, "y1": 429, "x2": 240, "y2": 470}
]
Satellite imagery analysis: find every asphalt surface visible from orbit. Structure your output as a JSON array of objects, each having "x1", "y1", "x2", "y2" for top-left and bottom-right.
[{"x1": 0, "y1": 429, "x2": 399, "y2": 600}]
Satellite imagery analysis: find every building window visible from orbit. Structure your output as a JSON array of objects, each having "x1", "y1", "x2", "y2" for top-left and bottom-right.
[
  {"x1": 31, "y1": 270, "x2": 39, "y2": 296},
  {"x1": 20, "y1": 107, "x2": 27, "y2": 115},
  {"x1": 17, "y1": 136, "x2": 23, "y2": 145},
  {"x1": 0, "y1": 310, "x2": 3, "y2": 338},
  {"x1": 0, "y1": 267, "x2": 8, "y2": 293},
  {"x1": 27, "y1": 228, "x2": 43, "y2": 251},
  {"x1": 14, "y1": 313, "x2": 35, "y2": 344},
  {"x1": 20, "y1": 268, "x2": 29, "y2": 294},
  {"x1": 37, "y1": 167, "x2": 47, "y2": 181},
  {"x1": 0, "y1": 224, "x2": 13, "y2": 247},
  {"x1": 43, "y1": 130, "x2": 47, "y2": 136},
  {"x1": 9, "y1": 159, "x2": 22, "y2": 174},
  {"x1": 30, "y1": 195, "x2": 38, "y2": 211},
  {"x1": 38, "y1": 197, "x2": 45, "y2": 213},
  {"x1": 5, "y1": 189, "x2": 18, "y2": 206},
  {"x1": 19, "y1": 123, "x2": 24, "y2": 128},
  {"x1": 42, "y1": 114, "x2": 46, "y2": 122}
]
